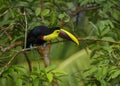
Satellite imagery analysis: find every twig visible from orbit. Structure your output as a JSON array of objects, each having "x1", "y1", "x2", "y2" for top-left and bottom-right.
[
  {"x1": 60, "y1": 5, "x2": 102, "y2": 27},
  {"x1": 24, "y1": 11, "x2": 28, "y2": 48},
  {"x1": 0, "y1": 48, "x2": 35, "y2": 76},
  {"x1": 4, "y1": 31, "x2": 12, "y2": 40},
  {"x1": 62, "y1": 5, "x2": 120, "y2": 27},
  {"x1": 23, "y1": 52, "x2": 32, "y2": 72},
  {"x1": 0, "y1": 51, "x2": 21, "y2": 77},
  {"x1": 69, "y1": 5, "x2": 102, "y2": 18},
  {"x1": 112, "y1": 6, "x2": 120, "y2": 10},
  {"x1": 0, "y1": 24, "x2": 14, "y2": 38},
  {"x1": 0, "y1": 10, "x2": 8, "y2": 17},
  {"x1": 40, "y1": 0, "x2": 44, "y2": 25},
  {"x1": 23, "y1": 10, "x2": 32, "y2": 72},
  {"x1": 69, "y1": 5, "x2": 120, "y2": 18},
  {"x1": 0, "y1": 38, "x2": 120, "y2": 52},
  {"x1": 0, "y1": 41, "x2": 22, "y2": 52},
  {"x1": 40, "y1": 0, "x2": 43, "y2": 11}
]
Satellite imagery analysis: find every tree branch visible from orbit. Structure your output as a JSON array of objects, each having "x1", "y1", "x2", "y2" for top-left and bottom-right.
[
  {"x1": 37, "y1": 44, "x2": 51, "y2": 67},
  {"x1": 40, "y1": 0, "x2": 44, "y2": 25},
  {"x1": 70, "y1": 5, "x2": 120, "y2": 18},
  {"x1": 78, "y1": 38, "x2": 120, "y2": 44},
  {"x1": 22, "y1": 10, "x2": 32, "y2": 72},
  {"x1": 4, "y1": 31, "x2": 12, "y2": 40},
  {"x1": 69, "y1": 5, "x2": 102, "y2": 18},
  {"x1": 23, "y1": 11, "x2": 28, "y2": 48},
  {"x1": 23, "y1": 51, "x2": 32, "y2": 72},
  {"x1": 0, "y1": 38, "x2": 120, "y2": 52},
  {"x1": 0, "y1": 41, "x2": 22, "y2": 52},
  {"x1": 0, "y1": 37, "x2": 120, "y2": 76}
]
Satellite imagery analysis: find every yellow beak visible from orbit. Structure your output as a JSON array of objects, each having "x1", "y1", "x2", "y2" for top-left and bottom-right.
[{"x1": 59, "y1": 29, "x2": 79, "y2": 45}]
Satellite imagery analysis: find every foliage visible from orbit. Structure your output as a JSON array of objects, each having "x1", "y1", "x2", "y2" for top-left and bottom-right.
[
  {"x1": 0, "y1": 65, "x2": 66, "y2": 86},
  {"x1": 74, "y1": 0, "x2": 120, "y2": 86},
  {"x1": 0, "y1": 0, "x2": 120, "y2": 86},
  {"x1": 0, "y1": 0, "x2": 80, "y2": 86}
]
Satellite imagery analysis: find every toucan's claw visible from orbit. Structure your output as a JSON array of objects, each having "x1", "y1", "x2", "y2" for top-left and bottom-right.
[
  {"x1": 30, "y1": 44, "x2": 33, "y2": 50},
  {"x1": 43, "y1": 43, "x2": 47, "y2": 48}
]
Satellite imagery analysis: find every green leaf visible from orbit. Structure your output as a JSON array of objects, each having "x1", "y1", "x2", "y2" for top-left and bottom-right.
[
  {"x1": 67, "y1": 2, "x2": 75, "y2": 11},
  {"x1": 52, "y1": 70, "x2": 67, "y2": 75},
  {"x1": 45, "y1": 65, "x2": 56, "y2": 72},
  {"x1": 17, "y1": 1, "x2": 29, "y2": 6},
  {"x1": 41, "y1": 9, "x2": 50, "y2": 16},
  {"x1": 84, "y1": 66, "x2": 97, "y2": 77},
  {"x1": 11, "y1": 35, "x2": 23, "y2": 43},
  {"x1": 58, "y1": 14, "x2": 64, "y2": 20},
  {"x1": 33, "y1": 79, "x2": 39, "y2": 86},
  {"x1": 98, "y1": 20, "x2": 106, "y2": 32},
  {"x1": 107, "y1": 20, "x2": 114, "y2": 28},
  {"x1": 102, "y1": 66, "x2": 107, "y2": 77},
  {"x1": 35, "y1": 8, "x2": 41, "y2": 16},
  {"x1": 98, "y1": 10, "x2": 108, "y2": 18},
  {"x1": 64, "y1": 17, "x2": 70, "y2": 22},
  {"x1": 9, "y1": 8, "x2": 15, "y2": 18},
  {"x1": 31, "y1": 75, "x2": 37, "y2": 80},
  {"x1": 103, "y1": 2, "x2": 112, "y2": 13},
  {"x1": 16, "y1": 79, "x2": 22, "y2": 86},
  {"x1": 89, "y1": 21, "x2": 98, "y2": 29},
  {"x1": 26, "y1": 83, "x2": 32, "y2": 86},
  {"x1": 111, "y1": 70, "x2": 120, "y2": 79},
  {"x1": 101, "y1": 28, "x2": 110, "y2": 36},
  {"x1": 47, "y1": 73, "x2": 53, "y2": 83},
  {"x1": 112, "y1": 9, "x2": 120, "y2": 21},
  {"x1": 50, "y1": 11, "x2": 56, "y2": 26},
  {"x1": 79, "y1": 0, "x2": 91, "y2": 6}
]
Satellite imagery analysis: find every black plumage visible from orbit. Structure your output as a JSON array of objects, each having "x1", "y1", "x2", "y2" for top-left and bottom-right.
[{"x1": 26, "y1": 26, "x2": 59, "y2": 48}]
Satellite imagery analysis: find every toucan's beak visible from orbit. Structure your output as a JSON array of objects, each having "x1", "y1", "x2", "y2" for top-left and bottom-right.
[{"x1": 59, "y1": 29, "x2": 79, "y2": 45}]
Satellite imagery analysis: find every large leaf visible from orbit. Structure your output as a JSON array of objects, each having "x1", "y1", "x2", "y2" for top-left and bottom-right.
[
  {"x1": 47, "y1": 73, "x2": 53, "y2": 83},
  {"x1": 41, "y1": 9, "x2": 50, "y2": 16}
]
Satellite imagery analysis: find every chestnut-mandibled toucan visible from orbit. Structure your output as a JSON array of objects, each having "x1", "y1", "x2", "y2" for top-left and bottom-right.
[{"x1": 26, "y1": 26, "x2": 79, "y2": 48}]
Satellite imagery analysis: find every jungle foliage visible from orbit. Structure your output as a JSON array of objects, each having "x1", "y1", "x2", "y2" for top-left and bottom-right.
[{"x1": 0, "y1": 0, "x2": 120, "y2": 86}]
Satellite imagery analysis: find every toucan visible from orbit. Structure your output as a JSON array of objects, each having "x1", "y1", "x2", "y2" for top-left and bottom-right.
[{"x1": 26, "y1": 26, "x2": 79, "y2": 48}]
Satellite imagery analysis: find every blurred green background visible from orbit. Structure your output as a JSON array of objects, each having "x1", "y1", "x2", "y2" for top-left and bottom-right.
[{"x1": 0, "y1": 0, "x2": 120, "y2": 86}]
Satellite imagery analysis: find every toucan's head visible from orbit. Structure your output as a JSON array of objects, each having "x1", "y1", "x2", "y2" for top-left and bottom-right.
[{"x1": 43, "y1": 28, "x2": 79, "y2": 45}]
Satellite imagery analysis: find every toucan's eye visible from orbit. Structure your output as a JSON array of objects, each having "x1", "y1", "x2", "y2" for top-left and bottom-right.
[{"x1": 56, "y1": 31, "x2": 59, "y2": 33}]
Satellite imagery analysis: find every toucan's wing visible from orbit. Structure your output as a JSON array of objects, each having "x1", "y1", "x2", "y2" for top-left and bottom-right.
[
  {"x1": 26, "y1": 26, "x2": 51, "y2": 48},
  {"x1": 26, "y1": 37, "x2": 35, "y2": 48}
]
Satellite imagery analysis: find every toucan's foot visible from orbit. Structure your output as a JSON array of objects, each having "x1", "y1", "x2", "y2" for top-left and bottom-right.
[
  {"x1": 43, "y1": 43, "x2": 47, "y2": 48},
  {"x1": 30, "y1": 44, "x2": 33, "y2": 50}
]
